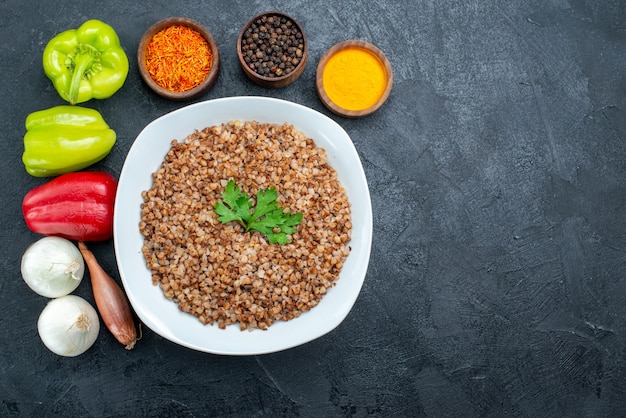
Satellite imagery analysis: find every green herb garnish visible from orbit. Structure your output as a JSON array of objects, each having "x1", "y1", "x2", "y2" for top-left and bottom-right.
[{"x1": 215, "y1": 180, "x2": 303, "y2": 245}]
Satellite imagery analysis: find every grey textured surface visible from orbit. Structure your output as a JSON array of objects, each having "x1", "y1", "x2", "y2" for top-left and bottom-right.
[{"x1": 2, "y1": 0, "x2": 626, "y2": 416}]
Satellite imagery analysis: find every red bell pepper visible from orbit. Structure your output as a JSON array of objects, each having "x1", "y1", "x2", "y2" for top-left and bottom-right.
[{"x1": 22, "y1": 171, "x2": 117, "y2": 241}]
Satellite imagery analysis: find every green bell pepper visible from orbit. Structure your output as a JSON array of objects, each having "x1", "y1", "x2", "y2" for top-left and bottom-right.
[
  {"x1": 22, "y1": 105, "x2": 116, "y2": 177},
  {"x1": 43, "y1": 19, "x2": 129, "y2": 105}
]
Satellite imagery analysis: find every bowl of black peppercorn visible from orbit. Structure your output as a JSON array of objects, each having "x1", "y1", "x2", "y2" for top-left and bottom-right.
[{"x1": 237, "y1": 11, "x2": 308, "y2": 88}]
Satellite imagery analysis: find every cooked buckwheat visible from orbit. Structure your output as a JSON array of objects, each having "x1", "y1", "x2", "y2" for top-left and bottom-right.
[{"x1": 139, "y1": 121, "x2": 352, "y2": 330}]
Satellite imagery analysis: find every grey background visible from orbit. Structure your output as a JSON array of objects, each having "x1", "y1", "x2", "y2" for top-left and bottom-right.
[{"x1": 2, "y1": 0, "x2": 625, "y2": 416}]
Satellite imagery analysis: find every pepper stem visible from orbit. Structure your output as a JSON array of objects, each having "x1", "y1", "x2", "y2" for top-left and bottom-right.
[
  {"x1": 68, "y1": 53, "x2": 95, "y2": 105},
  {"x1": 67, "y1": 44, "x2": 102, "y2": 105}
]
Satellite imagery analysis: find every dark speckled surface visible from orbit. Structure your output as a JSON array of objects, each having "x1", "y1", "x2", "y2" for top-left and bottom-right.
[{"x1": 2, "y1": 1, "x2": 626, "y2": 416}]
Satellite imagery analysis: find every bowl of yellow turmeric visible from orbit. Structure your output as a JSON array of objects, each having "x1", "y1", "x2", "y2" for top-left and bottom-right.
[
  {"x1": 138, "y1": 17, "x2": 220, "y2": 101},
  {"x1": 316, "y1": 40, "x2": 393, "y2": 118}
]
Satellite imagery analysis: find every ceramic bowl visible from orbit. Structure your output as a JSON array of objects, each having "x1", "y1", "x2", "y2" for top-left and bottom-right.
[
  {"x1": 113, "y1": 97, "x2": 373, "y2": 355},
  {"x1": 137, "y1": 17, "x2": 220, "y2": 101},
  {"x1": 237, "y1": 11, "x2": 307, "y2": 88}
]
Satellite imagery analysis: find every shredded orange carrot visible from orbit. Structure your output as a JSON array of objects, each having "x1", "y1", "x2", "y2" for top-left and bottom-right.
[{"x1": 145, "y1": 25, "x2": 213, "y2": 92}]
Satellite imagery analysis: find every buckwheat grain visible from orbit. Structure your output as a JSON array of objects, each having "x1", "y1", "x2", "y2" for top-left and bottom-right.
[{"x1": 139, "y1": 121, "x2": 351, "y2": 330}]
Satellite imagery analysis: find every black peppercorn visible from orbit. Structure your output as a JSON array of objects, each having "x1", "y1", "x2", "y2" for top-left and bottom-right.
[{"x1": 240, "y1": 13, "x2": 305, "y2": 79}]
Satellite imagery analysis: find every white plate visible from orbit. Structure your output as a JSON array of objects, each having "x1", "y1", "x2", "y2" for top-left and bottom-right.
[{"x1": 113, "y1": 97, "x2": 372, "y2": 355}]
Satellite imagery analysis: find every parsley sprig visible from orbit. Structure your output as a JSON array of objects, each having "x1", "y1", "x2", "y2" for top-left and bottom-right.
[{"x1": 215, "y1": 180, "x2": 303, "y2": 245}]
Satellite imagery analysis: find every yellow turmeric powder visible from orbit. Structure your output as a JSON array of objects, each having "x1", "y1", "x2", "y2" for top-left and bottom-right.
[{"x1": 322, "y1": 46, "x2": 387, "y2": 111}]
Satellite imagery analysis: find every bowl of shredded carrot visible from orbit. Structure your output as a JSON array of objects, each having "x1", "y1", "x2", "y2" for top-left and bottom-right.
[{"x1": 138, "y1": 17, "x2": 220, "y2": 101}]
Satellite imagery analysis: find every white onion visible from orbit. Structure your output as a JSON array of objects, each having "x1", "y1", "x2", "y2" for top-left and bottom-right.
[
  {"x1": 37, "y1": 295, "x2": 100, "y2": 357},
  {"x1": 21, "y1": 236, "x2": 85, "y2": 298}
]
